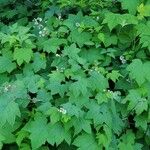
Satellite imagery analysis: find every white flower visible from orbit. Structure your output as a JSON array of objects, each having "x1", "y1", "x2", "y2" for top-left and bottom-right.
[
  {"x1": 4, "y1": 87, "x2": 9, "y2": 92},
  {"x1": 39, "y1": 31, "x2": 42, "y2": 35},
  {"x1": 58, "y1": 108, "x2": 67, "y2": 114},
  {"x1": 37, "y1": 17, "x2": 42, "y2": 22},
  {"x1": 122, "y1": 59, "x2": 126, "y2": 64},
  {"x1": 56, "y1": 54, "x2": 61, "y2": 57},
  {"x1": 126, "y1": 78, "x2": 130, "y2": 82},
  {"x1": 75, "y1": 22, "x2": 80, "y2": 27},
  {"x1": 4, "y1": 84, "x2": 11, "y2": 92},
  {"x1": 119, "y1": 55, "x2": 124, "y2": 60},
  {"x1": 108, "y1": 90, "x2": 113, "y2": 93},
  {"x1": 96, "y1": 16, "x2": 99, "y2": 20},
  {"x1": 58, "y1": 15, "x2": 62, "y2": 20},
  {"x1": 56, "y1": 67, "x2": 59, "y2": 71},
  {"x1": 43, "y1": 27, "x2": 47, "y2": 31},
  {"x1": 119, "y1": 55, "x2": 126, "y2": 64}
]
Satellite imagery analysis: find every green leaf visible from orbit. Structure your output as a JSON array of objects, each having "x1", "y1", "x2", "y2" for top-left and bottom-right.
[
  {"x1": 96, "y1": 125, "x2": 112, "y2": 149},
  {"x1": 62, "y1": 103, "x2": 82, "y2": 117},
  {"x1": 117, "y1": 130, "x2": 142, "y2": 150},
  {"x1": 103, "y1": 12, "x2": 138, "y2": 31},
  {"x1": 32, "y1": 52, "x2": 46, "y2": 72},
  {"x1": 0, "y1": 95, "x2": 20, "y2": 126},
  {"x1": 72, "y1": 117, "x2": 92, "y2": 135},
  {"x1": 47, "y1": 122, "x2": 71, "y2": 146},
  {"x1": 73, "y1": 133, "x2": 99, "y2": 150},
  {"x1": 69, "y1": 77, "x2": 88, "y2": 97},
  {"x1": 0, "y1": 56, "x2": 16, "y2": 73},
  {"x1": 137, "y1": 3, "x2": 150, "y2": 18},
  {"x1": 135, "y1": 98, "x2": 148, "y2": 115},
  {"x1": 127, "y1": 59, "x2": 150, "y2": 86},
  {"x1": 86, "y1": 102, "x2": 112, "y2": 126},
  {"x1": 127, "y1": 59, "x2": 145, "y2": 86},
  {"x1": 0, "y1": 123, "x2": 17, "y2": 144},
  {"x1": 69, "y1": 30, "x2": 92, "y2": 47},
  {"x1": 106, "y1": 70, "x2": 122, "y2": 82},
  {"x1": 63, "y1": 43, "x2": 81, "y2": 62},
  {"x1": 28, "y1": 116, "x2": 48, "y2": 149},
  {"x1": 88, "y1": 71, "x2": 108, "y2": 92},
  {"x1": 120, "y1": 0, "x2": 140, "y2": 15},
  {"x1": 42, "y1": 38, "x2": 67, "y2": 53},
  {"x1": 134, "y1": 114, "x2": 148, "y2": 130},
  {"x1": 137, "y1": 22, "x2": 150, "y2": 51},
  {"x1": 123, "y1": 89, "x2": 148, "y2": 115},
  {"x1": 46, "y1": 107, "x2": 61, "y2": 124},
  {"x1": 13, "y1": 48, "x2": 33, "y2": 65},
  {"x1": 63, "y1": 11, "x2": 84, "y2": 30}
]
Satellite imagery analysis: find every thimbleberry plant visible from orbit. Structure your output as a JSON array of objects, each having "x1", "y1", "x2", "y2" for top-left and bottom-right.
[{"x1": 0, "y1": 0, "x2": 150, "y2": 150}]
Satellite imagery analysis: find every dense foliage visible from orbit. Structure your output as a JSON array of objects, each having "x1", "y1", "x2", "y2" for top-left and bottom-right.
[{"x1": 0, "y1": 0, "x2": 150, "y2": 149}]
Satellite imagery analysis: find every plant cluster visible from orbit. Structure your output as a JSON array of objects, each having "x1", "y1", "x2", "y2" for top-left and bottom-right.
[{"x1": 0, "y1": 0, "x2": 150, "y2": 149}]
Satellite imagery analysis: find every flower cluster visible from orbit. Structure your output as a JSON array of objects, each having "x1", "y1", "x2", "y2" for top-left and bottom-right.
[
  {"x1": 4, "y1": 84, "x2": 11, "y2": 92},
  {"x1": 58, "y1": 107, "x2": 67, "y2": 114},
  {"x1": 120, "y1": 55, "x2": 126, "y2": 64},
  {"x1": 33, "y1": 17, "x2": 48, "y2": 37},
  {"x1": 56, "y1": 66, "x2": 65, "y2": 72}
]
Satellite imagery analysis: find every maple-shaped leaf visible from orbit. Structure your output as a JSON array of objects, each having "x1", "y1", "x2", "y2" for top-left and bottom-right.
[
  {"x1": 16, "y1": 130, "x2": 29, "y2": 147},
  {"x1": 28, "y1": 116, "x2": 48, "y2": 149},
  {"x1": 134, "y1": 114, "x2": 148, "y2": 130},
  {"x1": 63, "y1": 11, "x2": 98, "y2": 30},
  {"x1": 42, "y1": 38, "x2": 67, "y2": 53},
  {"x1": 79, "y1": 48, "x2": 104, "y2": 64},
  {"x1": 0, "y1": 95, "x2": 20, "y2": 126},
  {"x1": 106, "y1": 70, "x2": 122, "y2": 82},
  {"x1": 47, "y1": 122, "x2": 71, "y2": 146},
  {"x1": 47, "y1": 82, "x2": 68, "y2": 97},
  {"x1": 47, "y1": 71, "x2": 67, "y2": 96},
  {"x1": 0, "y1": 55, "x2": 16, "y2": 73},
  {"x1": 96, "y1": 125, "x2": 112, "y2": 149},
  {"x1": 61, "y1": 103, "x2": 83, "y2": 118},
  {"x1": 123, "y1": 89, "x2": 148, "y2": 115},
  {"x1": 143, "y1": 61, "x2": 150, "y2": 81},
  {"x1": 63, "y1": 43, "x2": 81, "y2": 62},
  {"x1": 73, "y1": 133, "x2": 99, "y2": 150},
  {"x1": 137, "y1": 3, "x2": 150, "y2": 18},
  {"x1": 96, "y1": 92, "x2": 108, "y2": 104},
  {"x1": 137, "y1": 22, "x2": 150, "y2": 51},
  {"x1": 7, "y1": 80, "x2": 27, "y2": 100},
  {"x1": 103, "y1": 12, "x2": 138, "y2": 31},
  {"x1": 48, "y1": 71, "x2": 65, "y2": 83},
  {"x1": 86, "y1": 101, "x2": 112, "y2": 126},
  {"x1": 68, "y1": 94, "x2": 90, "y2": 107},
  {"x1": 88, "y1": 71, "x2": 108, "y2": 92},
  {"x1": 135, "y1": 98, "x2": 148, "y2": 115},
  {"x1": 127, "y1": 59, "x2": 150, "y2": 85},
  {"x1": 69, "y1": 29, "x2": 92, "y2": 47},
  {"x1": 32, "y1": 52, "x2": 46, "y2": 72},
  {"x1": 72, "y1": 117, "x2": 92, "y2": 135},
  {"x1": 13, "y1": 47, "x2": 33, "y2": 66},
  {"x1": 127, "y1": 59, "x2": 145, "y2": 86},
  {"x1": 63, "y1": 11, "x2": 84, "y2": 30},
  {"x1": 0, "y1": 123, "x2": 17, "y2": 144},
  {"x1": 46, "y1": 107, "x2": 61, "y2": 124},
  {"x1": 120, "y1": 0, "x2": 140, "y2": 15},
  {"x1": 69, "y1": 77, "x2": 88, "y2": 97},
  {"x1": 118, "y1": 130, "x2": 143, "y2": 150}
]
